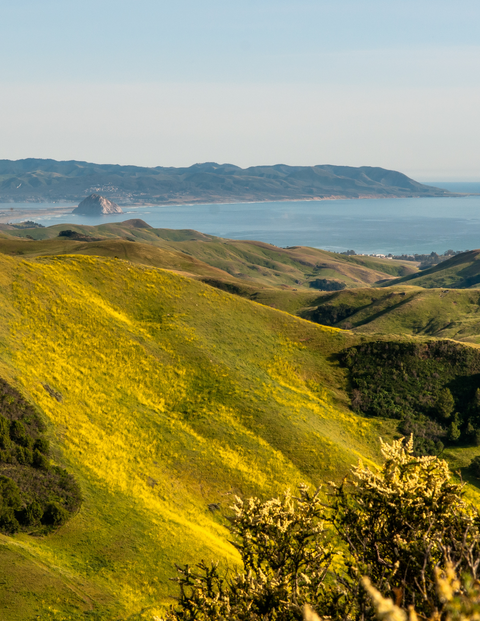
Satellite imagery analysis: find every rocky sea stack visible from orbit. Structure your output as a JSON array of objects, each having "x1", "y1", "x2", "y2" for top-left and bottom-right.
[{"x1": 73, "y1": 194, "x2": 123, "y2": 216}]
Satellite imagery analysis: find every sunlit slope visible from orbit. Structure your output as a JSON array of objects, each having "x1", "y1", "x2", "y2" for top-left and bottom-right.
[
  {"x1": 298, "y1": 286, "x2": 480, "y2": 343},
  {"x1": 0, "y1": 254, "x2": 394, "y2": 620},
  {"x1": 385, "y1": 250, "x2": 480, "y2": 289},
  {"x1": 0, "y1": 236, "x2": 237, "y2": 281},
  {"x1": 143, "y1": 240, "x2": 413, "y2": 288},
  {"x1": 2, "y1": 220, "x2": 417, "y2": 288}
]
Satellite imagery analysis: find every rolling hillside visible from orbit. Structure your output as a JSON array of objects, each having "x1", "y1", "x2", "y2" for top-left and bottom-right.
[
  {"x1": 297, "y1": 286, "x2": 480, "y2": 344},
  {"x1": 0, "y1": 252, "x2": 399, "y2": 620},
  {"x1": 385, "y1": 250, "x2": 480, "y2": 289},
  {"x1": 1, "y1": 224, "x2": 480, "y2": 618},
  {"x1": 0, "y1": 220, "x2": 417, "y2": 290}
]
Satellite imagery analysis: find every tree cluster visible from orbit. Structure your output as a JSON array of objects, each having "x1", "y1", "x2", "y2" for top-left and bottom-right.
[
  {"x1": 340, "y1": 340, "x2": 480, "y2": 455},
  {"x1": 0, "y1": 377, "x2": 82, "y2": 534},
  {"x1": 164, "y1": 437, "x2": 480, "y2": 621}
]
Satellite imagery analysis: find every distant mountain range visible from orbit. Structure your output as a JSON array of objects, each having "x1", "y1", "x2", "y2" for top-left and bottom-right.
[{"x1": 0, "y1": 159, "x2": 452, "y2": 204}]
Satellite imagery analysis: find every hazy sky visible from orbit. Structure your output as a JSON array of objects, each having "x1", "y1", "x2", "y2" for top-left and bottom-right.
[{"x1": 1, "y1": 0, "x2": 479, "y2": 179}]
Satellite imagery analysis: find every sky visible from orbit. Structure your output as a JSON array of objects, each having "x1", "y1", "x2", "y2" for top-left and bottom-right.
[{"x1": 1, "y1": 0, "x2": 479, "y2": 180}]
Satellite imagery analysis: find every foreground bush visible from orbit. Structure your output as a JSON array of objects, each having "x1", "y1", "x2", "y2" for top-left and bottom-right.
[
  {"x1": 330, "y1": 436, "x2": 480, "y2": 618},
  {"x1": 165, "y1": 436, "x2": 480, "y2": 621},
  {"x1": 360, "y1": 564, "x2": 480, "y2": 621},
  {"x1": 165, "y1": 487, "x2": 333, "y2": 620}
]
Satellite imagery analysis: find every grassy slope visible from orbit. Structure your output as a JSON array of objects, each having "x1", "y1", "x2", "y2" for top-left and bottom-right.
[
  {"x1": 385, "y1": 250, "x2": 480, "y2": 289},
  {"x1": 0, "y1": 237, "x2": 237, "y2": 281},
  {"x1": 0, "y1": 253, "x2": 399, "y2": 620},
  {"x1": 0, "y1": 221, "x2": 417, "y2": 289},
  {"x1": 297, "y1": 286, "x2": 480, "y2": 344}
]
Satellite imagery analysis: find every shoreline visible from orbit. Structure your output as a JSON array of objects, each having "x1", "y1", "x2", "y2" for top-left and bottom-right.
[
  {"x1": 0, "y1": 191, "x2": 468, "y2": 207},
  {"x1": 0, "y1": 192, "x2": 473, "y2": 224}
]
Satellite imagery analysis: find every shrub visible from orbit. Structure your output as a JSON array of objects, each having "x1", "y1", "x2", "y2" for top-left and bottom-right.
[
  {"x1": 0, "y1": 475, "x2": 22, "y2": 510},
  {"x1": 18, "y1": 501, "x2": 43, "y2": 526},
  {"x1": 166, "y1": 437, "x2": 480, "y2": 621},
  {"x1": 0, "y1": 377, "x2": 81, "y2": 535},
  {"x1": 437, "y1": 388, "x2": 455, "y2": 419},
  {"x1": 362, "y1": 564, "x2": 480, "y2": 621},
  {"x1": 329, "y1": 436, "x2": 480, "y2": 618},
  {"x1": 474, "y1": 429, "x2": 480, "y2": 447},
  {"x1": 0, "y1": 508, "x2": 19, "y2": 534},
  {"x1": 0, "y1": 431, "x2": 11, "y2": 451},
  {"x1": 469, "y1": 455, "x2": 480, "y2": 478},
  {"x1": 32, "y1": 448, "x2": 49, "y2": 470},
  {"x1": 448, "y1": 421, "x2": 461, "y2": 442},
  {"x1": 0, "y1": 476, "x2": 22, "y2": 534},
  {"x1": 34, "y1": 437, "x2": 49, "y2": 455},
  {"x1": 309, "y1": 279, "x2": 347, "y2": 291},
  {"x1": 41, "y1": 502, "x2": 69, "y2": 527},
  {"x1": 15, "y1": 445, "x2": 33, "y2": 465},
  {"x1": 0, "y1": 415, "x2": 11, "y2": 450},
  {"x1": 165, "y1": 487, "x2": 333, "y2": 621},
  {"x1": 9, "y1": 420, "x2": 30, "y2": 447}
]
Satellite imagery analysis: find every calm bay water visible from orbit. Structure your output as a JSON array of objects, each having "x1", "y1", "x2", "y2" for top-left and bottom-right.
[{"x1": 2, "y1": 193, "x2": 480, "y2": 256}]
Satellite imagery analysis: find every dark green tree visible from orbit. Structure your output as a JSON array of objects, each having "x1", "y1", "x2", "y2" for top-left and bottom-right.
[
  {"x1": 18, "y1": 501, "x2": 43, "y2": 526},
  {"x1": 471, "y1": 388, "x2": 480, "y2": 412},
  {"x1": 437, "y1": 388, "x2": 455, "y2": 420},
  {"x1": 448, "y1": 421, "x2": 461, "y2": 442},
  {"x1": 32, "y1": 448, "x2": 49, "y2": 470},
  {"x1": 469, "y1": 455, "x2": 480, "y2": 479},
  {"x1": 42, "y1": 502, "x2": 69, "y2": 527},
  {"x1": 0, "y1": 415, "x2": 11, "y2": 450},
  {"x1": 9, "y1": 420, "x2": 30, "y2": 447},
  {"x1": 0, "y1": 476, "x2": 22, "y2": 533},
  {"x1": 33, "y1": 437, "x2": 49, "y2": 455}
]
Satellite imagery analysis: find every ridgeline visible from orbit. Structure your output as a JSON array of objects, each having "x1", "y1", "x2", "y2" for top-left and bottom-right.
[{"x1": 0, "y1": 159, "x2": 451, "y2": 204}]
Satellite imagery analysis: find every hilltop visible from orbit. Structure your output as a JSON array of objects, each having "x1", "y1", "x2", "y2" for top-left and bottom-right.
[{"x1": 0, "y1": 159, "x2": 451, "y2": 204}]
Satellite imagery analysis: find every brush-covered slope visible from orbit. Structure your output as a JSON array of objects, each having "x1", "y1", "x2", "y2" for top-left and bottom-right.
[
  {"x1": 297, "y1": 286, "x2": 480, "y2": 344},
  {"x1": 0, "y1": 159, "x2": 451, "y2": 203},
  {"x1": 386, "y1": 250, "x2": 480, "y2": 289},
  {"x1": 0, "y1": 253, "x2": 398, "y2": 620},
  {"x1": 0, "y1": 220, "x2": 417, "y2": 289}
]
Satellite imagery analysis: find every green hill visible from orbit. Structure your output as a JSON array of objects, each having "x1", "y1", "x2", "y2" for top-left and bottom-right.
[
  {"x1": 0, "y1": 236, "x2": 236, "y2": 281},
  {"x1": 296, "y1": 286, "x2": 480, "y2": 344},
  {"x1": 0, "y1": 220, "x2": 417, "y2": 290},
  {"x1": 385, "y1": 250, "x2": 480, "y2": 289},
  {"x1": 0, "y1": 252, "x2": 402, "y2": 620}
]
